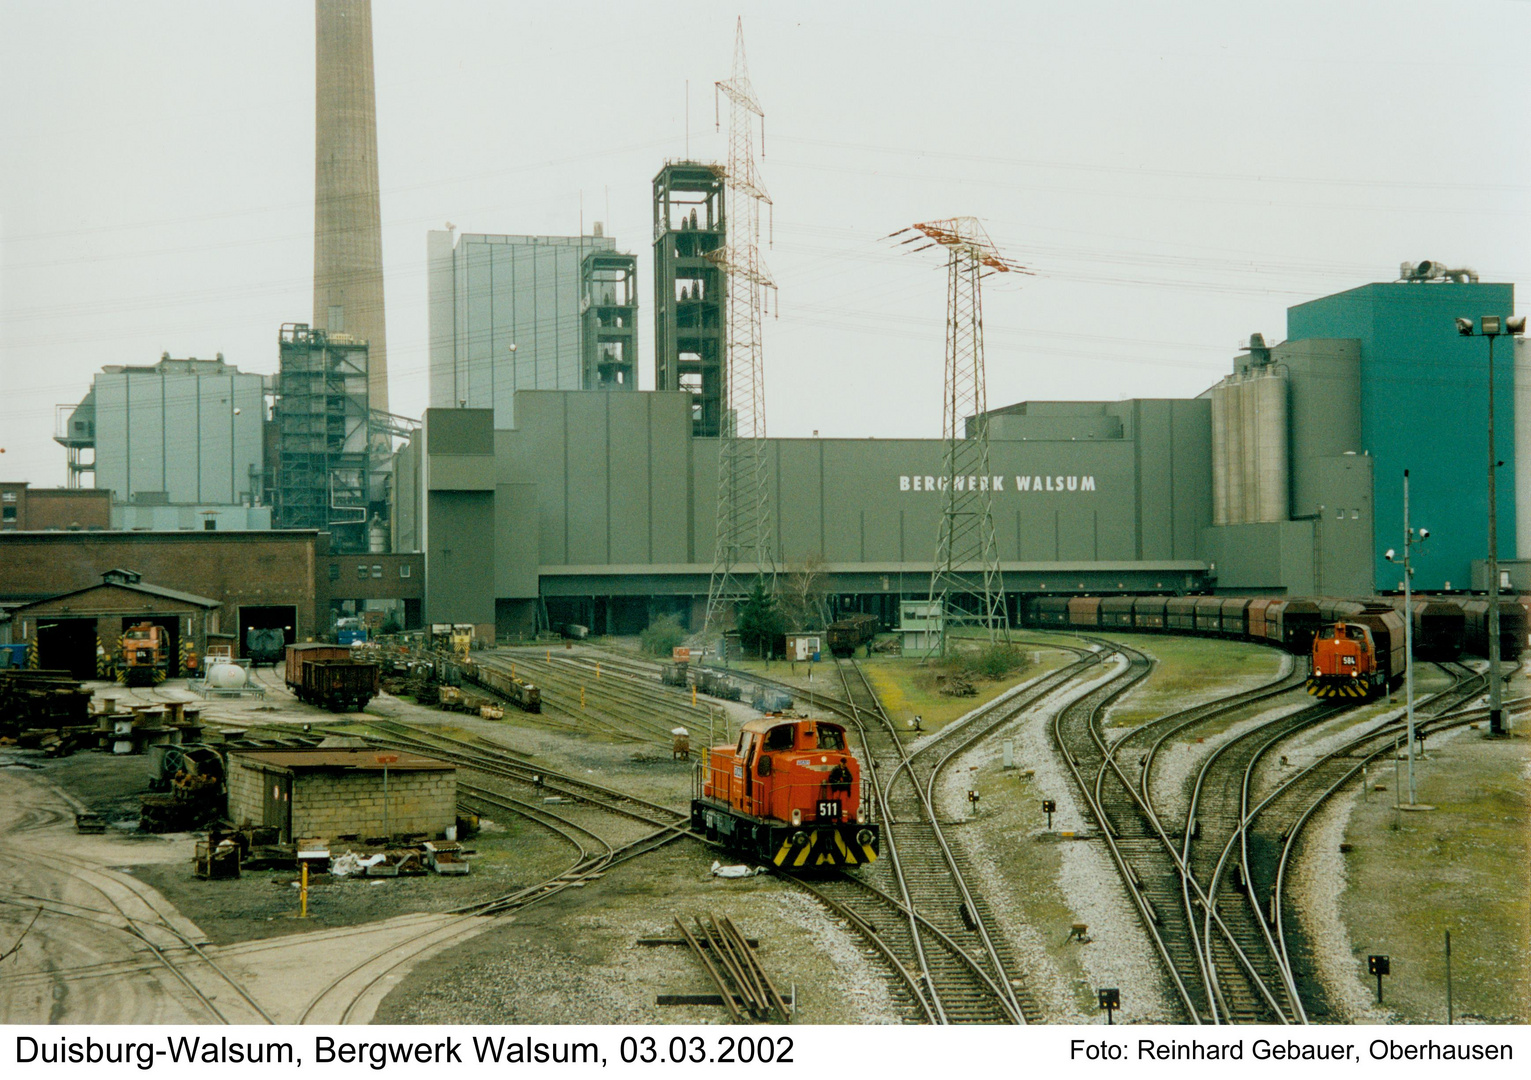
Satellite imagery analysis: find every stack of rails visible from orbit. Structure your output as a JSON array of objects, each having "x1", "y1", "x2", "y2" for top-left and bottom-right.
[{"x1": 673, "y1": 914, "x2": 791, "y2": 1023}]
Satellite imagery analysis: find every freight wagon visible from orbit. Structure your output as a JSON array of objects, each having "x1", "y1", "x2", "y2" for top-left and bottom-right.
[
  {"x1": 1018, "y1": 592, "x2": 1505, "y2": 667},
  {"x1": 825, "y1": 613, "x2": 879, "y2": 657},
  {"x1": 1460, "y1": 599, "x2": 1526, "y2": 662},
  {"x1": 460, "y1": 659, "x2": 542, "y2": 713},
  {"x1": 284, "y1": 643, "x2": 353, "y2": 691},
  {"x1": 296, "y1": 658, "x2": 379, "y2": 712}
]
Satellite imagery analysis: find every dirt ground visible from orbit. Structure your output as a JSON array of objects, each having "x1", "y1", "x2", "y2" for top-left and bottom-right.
[{"x1": 372, "y1": 842, "x2": 900, "y2": 1025}]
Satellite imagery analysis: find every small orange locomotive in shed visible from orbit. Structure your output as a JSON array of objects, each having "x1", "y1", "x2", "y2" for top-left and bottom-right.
[{"x1": 693, "y1": 716, "x2": 879, "y2": 870}]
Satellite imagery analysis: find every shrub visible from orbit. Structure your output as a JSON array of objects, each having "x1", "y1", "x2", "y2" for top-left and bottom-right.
[
  {"x1": 964, "y1": 644, "x2": 1024, "y2": 680},
  {"x1": 640, "y1": 614, "x2": 687, "y2": 657}
]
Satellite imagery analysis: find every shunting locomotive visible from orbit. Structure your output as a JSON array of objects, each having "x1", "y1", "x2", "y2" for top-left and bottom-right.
[
  {"x1": 1308, "y1": 620, "x2": 1399, "y2": 699},
  {"x1": 692, "y1": 716, "x2": 879, "y2": 870},
  {"x1": 118, "y1": 622, "x2": 169, "y2": 686}
]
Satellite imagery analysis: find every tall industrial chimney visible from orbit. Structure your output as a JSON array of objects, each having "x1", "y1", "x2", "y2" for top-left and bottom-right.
[{"x1": 313, "y1": 0, "x2": 389, "y2": 412}]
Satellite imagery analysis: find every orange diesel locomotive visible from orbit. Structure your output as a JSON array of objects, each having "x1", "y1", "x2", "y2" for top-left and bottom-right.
[
  {"x1": 693, "y1": 716, "x2": 879, "y2": 870},
  {"x1": 1308, "y1": 620, "x2": 1398, "y2": 699}
]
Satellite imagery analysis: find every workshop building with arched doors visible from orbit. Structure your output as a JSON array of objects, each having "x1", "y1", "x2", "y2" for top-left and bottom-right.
[{"x1": 10, "y1": 569, "x2": 220, "y2": 680}]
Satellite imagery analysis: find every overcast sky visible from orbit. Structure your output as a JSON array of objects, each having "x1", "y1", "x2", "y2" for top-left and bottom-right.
[{"x1": 3, "y1": 1, "x2": 1528, "y2": 487}]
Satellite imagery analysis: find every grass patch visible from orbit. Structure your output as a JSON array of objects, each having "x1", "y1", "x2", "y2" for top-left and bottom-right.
[
  {"x1": 1092, "y1": 632, "x2": 1286, "y2": 726},
  {"x1": 858, "y1": 648, "x2": 1072, "y2": 738},
  {"x1": 1339, "y1": 724, "x2": 1530, "y2": 1023}
]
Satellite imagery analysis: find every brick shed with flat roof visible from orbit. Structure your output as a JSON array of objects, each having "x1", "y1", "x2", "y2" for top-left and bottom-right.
[{"x1": 227, "y1": 748, "x2": 455, "y2": 843}]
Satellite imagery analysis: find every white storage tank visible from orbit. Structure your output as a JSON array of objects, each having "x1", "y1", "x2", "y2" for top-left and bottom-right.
[
  {"x1": 1251, "y1": 367, "x2": 1290, "y2": 523},
  {"x1": 205, "y1": 662, "x2": 248, "y2": 689},
  {"x1": 1210, "y1": 379, "x2": 1230, "y2": 526}
]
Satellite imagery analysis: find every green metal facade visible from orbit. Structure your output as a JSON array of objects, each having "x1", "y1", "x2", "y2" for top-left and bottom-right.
[
  {"x1": 420, "y1": 393, "x2": 1213, "y2": 627},
  {"x1": 1286, "y1": 282, "x2": 1517, "y2": 591}
]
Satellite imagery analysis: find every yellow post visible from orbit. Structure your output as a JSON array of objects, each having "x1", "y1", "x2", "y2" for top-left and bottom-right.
[
  {"x1": 596, "y1": 662, "x2": 601, "y2": 678},
  {"x1": 581, "y1": 686, "x2": 586, "y2": 710},
  {"x1": 692, "y1": 686, "x2": 697, "y2": 706},
  {"x1": 511, "y1": 663, "x2": 515, "y2": 680},
  {"x1": 300, "y1": 861, "x2": 309, "y2": 919},
  {"x1": 546, "y1": 649, "x2": 551, "y2": 661}
]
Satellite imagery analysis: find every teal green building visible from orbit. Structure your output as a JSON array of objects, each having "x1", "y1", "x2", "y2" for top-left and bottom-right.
[{"x1": 1286, "y1": 282, "x2": 1516, "y2": 592}]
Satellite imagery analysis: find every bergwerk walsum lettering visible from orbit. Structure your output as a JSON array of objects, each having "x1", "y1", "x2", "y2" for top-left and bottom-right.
[{"x1": 899, "y1": 474, "x2": 1096, "y2": 492}]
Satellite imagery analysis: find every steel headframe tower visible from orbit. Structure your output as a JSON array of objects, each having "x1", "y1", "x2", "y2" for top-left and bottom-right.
[
  {"x1": 704, "y1": 19, "x2": 777, "y2": 635},
  {"x1": 893, "y1": 218, "x2": 1028, "y2": 653}
]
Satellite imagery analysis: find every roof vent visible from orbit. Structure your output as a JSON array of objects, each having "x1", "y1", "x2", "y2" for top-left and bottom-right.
[{"x1": 1400, "y1": 260, "x2": 1479, "y2": 284}]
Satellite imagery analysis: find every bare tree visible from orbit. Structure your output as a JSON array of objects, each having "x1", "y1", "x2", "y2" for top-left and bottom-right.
[{"x1": 778, "y1": 554, "x2": 830, "y2": 630}]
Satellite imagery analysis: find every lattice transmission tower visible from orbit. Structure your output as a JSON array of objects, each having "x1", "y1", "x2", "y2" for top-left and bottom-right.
[
  {"x1": 704, "y1": 19, "x2": 777, "y2": 636},
  {"x1": 892, "y1": 218, "x2": 1029, "y2": 653}
]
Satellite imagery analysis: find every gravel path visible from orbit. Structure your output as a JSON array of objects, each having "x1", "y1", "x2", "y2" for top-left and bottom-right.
[
  {"x1": 1150, "y1": 700, "x2": 1310, "y2": 826},
  {"x1": 937, "y1": 657, "x2": 1178, "y2": 1023},
  {"x1": 1287, "y1": 782, "x2": 1395, "y2": 1024}
]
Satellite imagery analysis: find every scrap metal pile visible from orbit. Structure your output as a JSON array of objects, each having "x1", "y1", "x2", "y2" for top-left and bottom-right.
[{"x1": 0, "y1": 669, "x2": 93, "y2": 755}]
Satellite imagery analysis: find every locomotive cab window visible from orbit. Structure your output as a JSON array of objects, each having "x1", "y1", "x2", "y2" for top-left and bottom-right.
[
  {"x1": 765, "y1": 725, "x2": 795, "y2": 751},
  {"x1": 818, "y1": 726, "x2": 845, "y2": 751}
]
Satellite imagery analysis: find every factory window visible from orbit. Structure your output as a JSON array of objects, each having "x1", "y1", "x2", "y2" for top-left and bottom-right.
[
  {"x1": 371, "y1": 564, "x2": 382, "y2": 579},
  {"x1": 1, "y1": 492, "x2": 15, "y2": 502},
  {"x1": 329, "y1": 563, "x2": 340, "y2": 582},
  {"x1": 1, "y1": 506, "x2": 14, "y2": 521},
  {"x1": 1336, "y1": 508, "x2": 1344, "y2": 519},
  {"x1": 399, "y1": 564, "x2": 411, "y2": 579},
  {"x1": 357, "y1": 565, "x2": 368, "y2": 580},
  {"x1": 1351, "y1": 509, "x2": 1360, "y2": 520}
]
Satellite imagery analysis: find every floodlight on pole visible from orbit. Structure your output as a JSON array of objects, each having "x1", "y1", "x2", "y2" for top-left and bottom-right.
[
  {"x1": 1385, "y1": 470, "x2": 1426, "y2": 805},
  {"x1": 1455, "y1": 312, "x2": 1527, "y2": 734}
]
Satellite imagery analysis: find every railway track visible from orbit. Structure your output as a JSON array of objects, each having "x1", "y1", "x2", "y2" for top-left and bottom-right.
[
  {"x1": 0, "y1": 846, "x2": 273, "y2": 1024},
  {"x1": 1236, "y1": 661, "x2": 1492, "y2": 1020},
  {"x1": 293, "y1": 718, "x2": 694, "y2": 1024},
  {"x1": 817, "y1": 649, "x2": 1119, "y2": 1024},
  {"x1": 1060, "y1": 640, "x2": 1487, "y2": 1025},
  {"x1": 476, "y1": 651, "x2": 722, "y2": 746},
  {"x1": 1051, "y1": 634, "x2": 1351, "y2": 1024}
]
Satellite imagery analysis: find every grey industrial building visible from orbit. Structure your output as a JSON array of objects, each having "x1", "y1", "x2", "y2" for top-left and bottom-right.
[
  {"x1": 652, "y1": 163, "x2": 727, "y2": 437},
  {"x1": 56, "y1": 354, "x2": 267, "y2": 515},
  {"x1": 405, "y1": 276, "x2": 1522, "y2": 636},
  {"x1": 427, "y1": 229, "x2": 631, "y2": 426}
]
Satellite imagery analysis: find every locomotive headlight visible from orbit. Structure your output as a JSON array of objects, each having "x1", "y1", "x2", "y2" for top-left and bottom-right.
[
  {"x1": 791, "y1": 809, "x2": 802, "y2": 826},
  {"x1": 856, "y1": 829, "x2": 874, "y2": 846}
]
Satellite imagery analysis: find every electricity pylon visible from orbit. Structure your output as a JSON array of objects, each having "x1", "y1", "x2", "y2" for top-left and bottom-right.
[
  {"x1": 704, "y1": 19, "x2": 777, "y2": 637},
  {"x1": 891, "y1": 218, "x2": 1028, "y2": 654}
]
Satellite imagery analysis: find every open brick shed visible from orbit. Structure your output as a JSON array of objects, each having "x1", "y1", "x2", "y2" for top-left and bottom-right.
[{"x1": 227, "y1": 748, "x2": 456, "y2": 843}]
